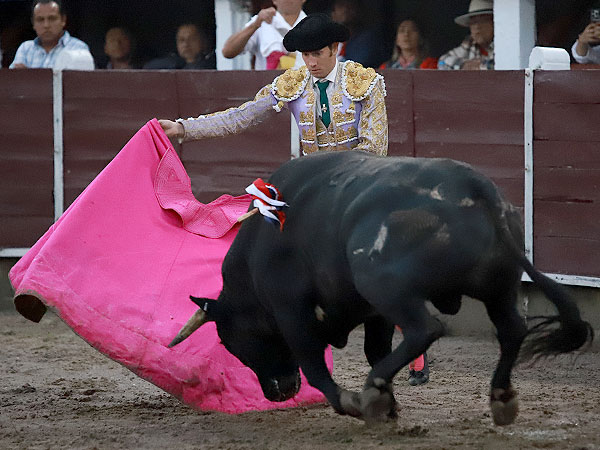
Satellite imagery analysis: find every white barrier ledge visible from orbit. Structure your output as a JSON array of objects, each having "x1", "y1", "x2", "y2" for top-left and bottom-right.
[
  {"x1": 529, "y1": 46, "x2": 571, "y2": 70},
  {"x1": 0, "y1": 248, "x2": 29, "y2": 258}
]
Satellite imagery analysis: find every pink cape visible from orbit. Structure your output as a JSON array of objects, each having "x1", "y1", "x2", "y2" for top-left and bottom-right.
[{"x1": 9, "y1": 119, "x2": 331, "y2": 413}]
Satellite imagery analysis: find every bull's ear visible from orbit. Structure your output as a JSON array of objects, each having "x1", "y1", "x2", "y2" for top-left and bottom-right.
[{"x1": 189, "y1": 296, "x2": 218, "y2": 315}]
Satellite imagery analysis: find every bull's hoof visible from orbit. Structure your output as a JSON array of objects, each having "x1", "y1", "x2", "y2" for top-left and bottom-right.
[
  {"x1": 490, "y1": 387, "x2": 519, "y2": 426},
  {"x1": 359, "y1": 378, "x2": 397, "y2": 425},
  {"x1": 339, "y1": 389, "x2": 362, "y2": 417}
]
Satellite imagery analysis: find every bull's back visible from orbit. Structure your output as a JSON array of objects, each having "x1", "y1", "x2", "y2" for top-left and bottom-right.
[
  {"x1": 269, "y1": 151, "x2": 506, "y2": 227},
  {"x1": 268, "y1": 151, "x2": 519, "y2": 298}
]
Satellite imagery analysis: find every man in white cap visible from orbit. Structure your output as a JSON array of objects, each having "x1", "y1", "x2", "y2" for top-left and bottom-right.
[{"x1": 438, "y1": 0, "x2": 494, "y2": 70}]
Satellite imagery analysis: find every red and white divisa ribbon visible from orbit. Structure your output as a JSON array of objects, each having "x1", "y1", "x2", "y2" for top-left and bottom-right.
[{"x1": 245, "y1": 178, "x2": 288, "y2": 230}]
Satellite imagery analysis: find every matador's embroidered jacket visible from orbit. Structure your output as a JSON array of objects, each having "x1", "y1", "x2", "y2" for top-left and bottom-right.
[{"x1": 177, "y1": 60, "x2": 388, "y2": 156}]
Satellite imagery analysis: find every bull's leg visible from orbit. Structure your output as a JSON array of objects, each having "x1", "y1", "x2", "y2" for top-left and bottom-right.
[
  {"x1": 484, "y1": 295, "x2": 528, "y2": 426},
  {"x1": 364, "y1": 315, "x2": 394, "y2": 367},
  {"x1": 291, "y1": 335, "x2": 363, "y2": 417},
  {"x1": 271, "y1": 304, "x2": 362, "y2": 417},
  {"x1": 361, "y1": 301, "x2": 444, "y2": 423},
  {"x1": 363, "y1": 316, "x2": 398, "y2": 420}
]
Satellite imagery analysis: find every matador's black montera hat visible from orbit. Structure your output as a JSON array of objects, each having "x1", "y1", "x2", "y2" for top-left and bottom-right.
[{"x1": 283, "y1": 13, "x2": 350, "y2": 53}]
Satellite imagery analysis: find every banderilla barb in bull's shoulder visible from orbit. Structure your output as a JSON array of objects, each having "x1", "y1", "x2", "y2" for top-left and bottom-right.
[{"x1": 236, "y1": 208, "x2": 259, "y2": 223}]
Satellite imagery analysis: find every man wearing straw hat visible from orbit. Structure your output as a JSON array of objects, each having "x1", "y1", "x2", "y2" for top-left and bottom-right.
[{"x1": 438, "y1": 0, "x2": 494, "y2": 70}]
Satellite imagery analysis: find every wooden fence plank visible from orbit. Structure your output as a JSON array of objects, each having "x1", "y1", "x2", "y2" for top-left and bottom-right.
[
  {"x1": 534, "y1": 141, "x2": 600, "y2": 169},
  {"x1": 534, "y1": 103, "x2": 600, "y2": 142},
  {"x1": 62, "y1": 70, "x2": 179, "y2": 206},
  {"x1": 534, "y1": 236, "x2": 600, "y2": 277},
  {"x1": 535, "y1": 70, "x2": 600, "y2": 104},
  {"x1": 381, "y1": 70, "x2": 413, "y2": 157},
  {"x1": 536, "y1": 201, "x2": 600, "y2": 239},
  {"x1": 535, "y1": 167, "x2": 600, "y2": 202},
  {"x1": 0, "y1": 69, "x2": 54, "y2": 248}
]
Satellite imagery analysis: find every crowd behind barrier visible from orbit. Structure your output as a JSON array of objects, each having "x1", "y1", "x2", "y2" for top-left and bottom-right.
[{"x1": 4, "y1": 0, "x2": 600, "y2": 71}]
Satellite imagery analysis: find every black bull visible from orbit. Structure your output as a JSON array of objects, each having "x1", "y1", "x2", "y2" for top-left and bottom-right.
[{"x1": 169, "y1": 151, "x2": 593, "y2": 425}]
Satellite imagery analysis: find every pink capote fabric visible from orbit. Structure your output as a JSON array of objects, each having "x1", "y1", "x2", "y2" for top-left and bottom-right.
[{"x1": 9, "y1": 119, "x2": 331, "y2": 413}]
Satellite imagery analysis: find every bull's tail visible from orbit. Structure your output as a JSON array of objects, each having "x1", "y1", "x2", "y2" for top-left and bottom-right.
[
  {"x1": 468, "y1": 169, "x2": 594, "y2": 361},
  {"x1": 514, "y1": 251, "x2": 594, "y2": 360}
]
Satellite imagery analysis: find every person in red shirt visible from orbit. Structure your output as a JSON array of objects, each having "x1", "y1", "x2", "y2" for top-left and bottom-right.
[{"x1": 380, "y1": 19, "x2": 437, "y2": 70}]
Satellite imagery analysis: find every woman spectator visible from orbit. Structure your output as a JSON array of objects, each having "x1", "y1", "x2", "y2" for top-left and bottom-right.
[
  {"x1": 380, "y1": 19, "x2": 437, "y2": 70},
  {"x1": 104, "y1": 27, "x2": 136, "y2": 69}
]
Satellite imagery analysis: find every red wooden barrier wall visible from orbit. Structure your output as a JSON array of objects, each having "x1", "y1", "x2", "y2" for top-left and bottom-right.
[
  {"x1": 395, "y1": 70, "x2": 524, "y2": 209},
  {"x1": 61, "y1": 70, "x2": 289, "y2": 206},
  {"x1": 62, "y1": 71, "x2": 179, "y2": 206},
  {"x1": 0, "y1": 70, "x2": 54, "y2": 247},
  {"x1": 0, "y1": 69, "x2": 598, "y2": 281},
  {"x1": 533, "y1": 71, "x2": 600, "y2": 277}
]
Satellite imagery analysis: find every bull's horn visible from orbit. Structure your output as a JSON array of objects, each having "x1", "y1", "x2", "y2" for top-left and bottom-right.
[{"x1": 168, "y1": 309, "x2": 208, "y2": 348}]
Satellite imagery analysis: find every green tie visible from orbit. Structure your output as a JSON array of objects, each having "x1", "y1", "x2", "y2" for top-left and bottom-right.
[{"x1": 316, "y1": 80, "x2": 331, "y2": 127}]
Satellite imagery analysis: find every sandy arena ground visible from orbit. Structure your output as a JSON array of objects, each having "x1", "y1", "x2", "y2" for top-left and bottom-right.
[{"x1": 1, "y1": 310, "x2": 599, "y2": 450}]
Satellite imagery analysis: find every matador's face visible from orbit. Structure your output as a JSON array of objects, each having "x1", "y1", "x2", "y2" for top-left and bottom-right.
[{"x1": 301, "y1": 44, "x2": 338, "y2": 79}]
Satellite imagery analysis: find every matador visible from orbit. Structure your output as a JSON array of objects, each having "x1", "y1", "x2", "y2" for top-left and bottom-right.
[{"x1": 160, "y1": 13, "x2": 388, "y2": 156}]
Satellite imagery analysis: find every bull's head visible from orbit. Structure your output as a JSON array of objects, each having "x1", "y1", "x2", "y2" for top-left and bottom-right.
[{"x1": 169, "y1": 296, "x2": 301, "y2": 402}]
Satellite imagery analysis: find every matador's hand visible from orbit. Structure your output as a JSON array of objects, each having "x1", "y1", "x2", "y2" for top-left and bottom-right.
[{"x1": 158, "y1": 119, "x2": 184, "y2": 139}]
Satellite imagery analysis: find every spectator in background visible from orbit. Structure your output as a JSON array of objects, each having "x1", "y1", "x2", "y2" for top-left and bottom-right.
[
  {"x1": 438, "y1": 0, "x2": 494, "y2": 70},
  {"x1": 380, "y1": 19, "x2": 437, "y2": 70},
  {"x1": 10, "y1": 0, "x2": 93, "y2": 69},
  {"x1": 104, "y1": 27, "x2": 136, "y2": 69},
  {"x1": 221, "y1": 0, "x2": 306, "y2": 70},
  {"x1": 144, "y1": 23, "x2": 216, "y2": 70},
  {"x1": 331, "y1": 0, "x2": 388, "y2": 68},
  {"x1": 571, "y1": 7, "x2": 600, "y2": 64}
]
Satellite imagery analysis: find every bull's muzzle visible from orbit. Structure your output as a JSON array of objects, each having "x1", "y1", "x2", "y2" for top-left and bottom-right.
[{"x1": 259, "y1": 371, "x2": 301, "y2": 402}]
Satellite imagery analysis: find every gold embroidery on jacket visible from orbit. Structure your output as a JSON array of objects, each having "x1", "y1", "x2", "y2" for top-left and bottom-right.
[
  {"x1": 330, "y1": 91, "x2": 343, "y2": 106},
  {"x1": 332, "y1": 109, "x2": 356, "y2": 125},
  {"x1": 302, "y1": 142, "x2": 318, "y2": 154},
  {"x1": 352, "y1": 78, "x2": 388, "y2": 156},
  {"x1": 299, "y1": 110, "x2": 314, "y2": 125},
  {"x1": 305, "y1": 90, "x2": 315, "y2": 107},
  {"x1": 334, "y1": 126, "x2": 358, "y2": 142},
  {"x1": 301, "y1": 128, "x2": 316, "y2": 141},
  {"x1": 344, "y1": 62, "x2": 378, "y2": 99},
  {"x1": 274, "y1": 67, "x2": 309, "y2": 99},
  {"x1": 255, "y1": 85, "x2": 272, "y2": 100}
]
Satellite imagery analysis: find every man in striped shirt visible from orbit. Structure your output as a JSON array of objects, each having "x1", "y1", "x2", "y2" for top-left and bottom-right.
[{"x1": 10, "y1": 0, "x2": 93, "y2": 70}]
